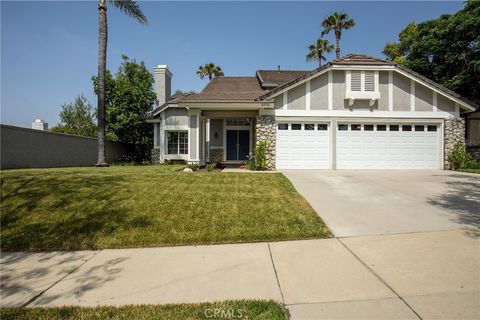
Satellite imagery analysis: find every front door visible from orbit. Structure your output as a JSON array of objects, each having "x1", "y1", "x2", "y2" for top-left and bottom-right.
[{"x1": 226, "y1": 130, "x2": 249, "y2": 161}]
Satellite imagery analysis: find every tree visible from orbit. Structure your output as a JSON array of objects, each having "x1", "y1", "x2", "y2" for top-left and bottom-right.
[
  {"x1": 196, "y1": 63, "x2": 224, "y2": 80},
  {"x1": 51, "y1": 95, "x2": 97, "y2": 137},
  {"x1": 93, "y1": 55, "x2": 156, "y2": 162},
  {"x1": 383, "y1": 1, "x2": 480, "y2": 104},
  {"x1": 321, "y1": 12, "x2": 355, "y2": 60},
  {"x1": 306, "y1": 38, "x2": 334, "y2": 67},
  {"x1": 96, "y1": 0, "x2": 147, "y2": 167}
]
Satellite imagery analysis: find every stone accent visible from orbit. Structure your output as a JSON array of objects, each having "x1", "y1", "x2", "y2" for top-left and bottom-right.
[
  {"x1": 151, "y1": 148, "x2": 161, "y2": 165},
  {"x1": 444, "y1": 118, "x2": 465, "y2": 169},
  {"x1": 255, "y1": 115, "x2": 276, "y2": 170},
  {"x1": 210, "y1": 149, "x2": 223, "y2": 163}
]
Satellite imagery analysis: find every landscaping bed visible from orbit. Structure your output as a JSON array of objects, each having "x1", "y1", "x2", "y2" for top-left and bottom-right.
[
  {"x1": 0, "y1": 300, "x2": 287, "y2": 320},
  {"x1": 0, "y1": 165, "x2": 330, "y2": 250}
]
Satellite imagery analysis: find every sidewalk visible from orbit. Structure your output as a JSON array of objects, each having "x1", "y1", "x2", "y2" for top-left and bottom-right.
[{"x1": 1, "y1": 230, "x2": 479, "y2": 320}]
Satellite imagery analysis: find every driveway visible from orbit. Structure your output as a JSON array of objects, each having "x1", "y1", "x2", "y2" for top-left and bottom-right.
[{"x1": 282, "y1": 170, "x2": 480, "y2": 237}]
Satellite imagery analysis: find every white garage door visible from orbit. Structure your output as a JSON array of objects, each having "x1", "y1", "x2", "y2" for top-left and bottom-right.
[
  {"x1": 276, "y1": 123, "x2": 330, "y2": 169},
  {"x1": 336, "y1": 123, "x2": 441, "y2": 169}
]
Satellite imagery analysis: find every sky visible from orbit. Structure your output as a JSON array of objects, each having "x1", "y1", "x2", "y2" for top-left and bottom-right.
[{"x1": 1, "y1": 1, "x2": 465, "y2": 128}]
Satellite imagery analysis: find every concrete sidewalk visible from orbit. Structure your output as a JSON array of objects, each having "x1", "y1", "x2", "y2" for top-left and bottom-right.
[{"x1": 1, "y1": 230, "x2": 479, "y2": 320}]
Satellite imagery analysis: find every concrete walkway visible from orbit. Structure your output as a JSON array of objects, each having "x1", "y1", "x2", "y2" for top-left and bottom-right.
[{"x1": 2, "y1": 229, "x2": 479, "y2": 319}]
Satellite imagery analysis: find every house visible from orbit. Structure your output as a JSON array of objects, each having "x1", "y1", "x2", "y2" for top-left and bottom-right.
[{"x1": 147, "y1": 54, "x2": 478, "y2": 170}]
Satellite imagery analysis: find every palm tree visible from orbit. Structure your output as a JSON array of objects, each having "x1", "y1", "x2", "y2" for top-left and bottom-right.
[
  {"x1": 96, "y1": 0, "x2": 147, "y2": 166},
  {"x1": 306, "y1": 38, "x2": 334, "y2": 67},
  {"x1": 321, "y1": 12, "x2": 355, "y2": 60},
  {"x1": 196, "y1": 63, "x2": 224, "y2": 80}
]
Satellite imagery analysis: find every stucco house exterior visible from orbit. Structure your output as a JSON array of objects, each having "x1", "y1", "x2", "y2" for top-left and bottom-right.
[{"x1": 148, "y1": 54, "x2": 478, "y2": 170}]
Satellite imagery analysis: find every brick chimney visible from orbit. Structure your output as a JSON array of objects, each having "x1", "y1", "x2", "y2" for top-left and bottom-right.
[{"x1": 153, "y1": 65, "x2": 172, "y2": 106}]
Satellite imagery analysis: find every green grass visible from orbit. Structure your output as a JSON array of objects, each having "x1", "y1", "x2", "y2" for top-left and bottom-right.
[
  {"x1": 0, "y1": 300, "x2": 287, "y2": 320},
  {"x1": 459, "y1": 169, "x2": 480, "y2": 174},
  {"x1": 1, "y1": 165, "x2": 330, "y2": 250}
]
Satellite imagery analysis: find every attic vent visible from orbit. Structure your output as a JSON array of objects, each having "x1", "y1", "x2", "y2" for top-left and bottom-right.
[
  {"x1": 365, "y1": 71, "x2": 375, "y2": 91},
  {"x1": 351, "y1": 71, "x2": 362, "y2": 91}
]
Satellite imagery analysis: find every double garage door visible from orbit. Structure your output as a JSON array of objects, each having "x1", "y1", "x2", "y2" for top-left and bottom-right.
[{"x1": 276, "y1": 122, "x2": 441, "y2": 169}]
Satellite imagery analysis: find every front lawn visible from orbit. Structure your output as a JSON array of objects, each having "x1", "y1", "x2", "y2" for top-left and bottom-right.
[
  {"x1": 459, "y1": 169, "x2": 480, "y2": 174},
  {"x1": 0, "y1": 300, "x2": 287, "y2": 320},
  {"x1": 1, "y1": 166, "x2": 330, "y2": 250}
]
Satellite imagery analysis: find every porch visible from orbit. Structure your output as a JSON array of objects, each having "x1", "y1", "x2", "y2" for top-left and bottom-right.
[{"x1": 189, "y1": 110, "x2": 258, "y2": 165}]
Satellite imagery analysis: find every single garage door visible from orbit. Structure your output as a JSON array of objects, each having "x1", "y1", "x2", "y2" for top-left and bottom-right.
[
  {"x1": 336, "y1": 123, "x2": 441, "y2": 169},
  {"x1": 276, "y1": 123, "x2": 330, "y2": 169}
]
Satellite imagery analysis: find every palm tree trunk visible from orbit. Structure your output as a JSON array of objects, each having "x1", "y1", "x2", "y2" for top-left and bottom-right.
[
  {"x1": 335, "y1": 30, "x2": 340, "y2": 60},
  {"x1": 96, "y1": 0, "x2": 108, "y2": 166}
]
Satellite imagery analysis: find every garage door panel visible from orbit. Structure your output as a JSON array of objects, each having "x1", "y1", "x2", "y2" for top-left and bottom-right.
[
  {"x1": 276, "y1": 123, "x2": 330, "y2": 169},
  {"x1": 336, "y1": 123, "x2": 440, "y2": 169}
]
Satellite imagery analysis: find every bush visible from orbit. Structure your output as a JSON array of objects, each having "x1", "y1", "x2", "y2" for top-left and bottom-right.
[
  {"x1": 245, "y1": 155, "x2": 256, "y2": 171},
  {"x1": 206, "y1": 163, "x2": 216, "y2": 172},
  {"x1": 255, "y1": 141, "x2": 268, "y2": 171},
  {"x1": 448, "y1": 142, "x2": 477, "y2": 170},
  {"x1": 187, "y1": 163, "x2": 199, "y2": 171}
]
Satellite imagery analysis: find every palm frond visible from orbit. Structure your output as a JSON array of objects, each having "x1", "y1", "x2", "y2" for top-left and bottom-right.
[{"x1": 109, "y1": 0, "x2": 148, "y2": 24}]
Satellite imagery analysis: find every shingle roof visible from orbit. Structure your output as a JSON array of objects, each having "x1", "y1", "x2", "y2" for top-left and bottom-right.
[
  {"x1": 257, "y1": 54, "x2": 478, "y2": 109},
  {"x1": 181, "y1": 77, "x2": 267, "y2": 102},
  {"x1": 256, "y1": 70, "x2": 310, "y2": 88},
  {"x1": 150, "y1": 92, "x2": 193, "y2": 117}
]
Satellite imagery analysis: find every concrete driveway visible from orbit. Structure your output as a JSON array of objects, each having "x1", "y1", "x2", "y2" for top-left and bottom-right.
[{"x1": 282, "y1": 170, "x2": 480, "y2": 237}]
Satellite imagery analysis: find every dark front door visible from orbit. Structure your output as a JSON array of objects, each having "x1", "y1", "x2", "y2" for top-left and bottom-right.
[{"x1": 226, "y1": 130, "x2": 249, "y2": 161}]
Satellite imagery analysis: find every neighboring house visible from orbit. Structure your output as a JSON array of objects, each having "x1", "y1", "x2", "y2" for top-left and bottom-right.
[{"x1": 148, "y1": 55, "x2": 478, "y2": 170}]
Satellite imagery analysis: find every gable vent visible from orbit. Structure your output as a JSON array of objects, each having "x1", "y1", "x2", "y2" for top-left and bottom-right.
[
  {"x1": 351, "y1": 71, "x2": 362, "y2": 91},
  {"x1": 365, "y1": 71, "x2": 375, "y2": 91}
]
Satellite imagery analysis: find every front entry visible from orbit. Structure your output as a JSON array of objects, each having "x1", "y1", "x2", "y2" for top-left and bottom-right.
[{"x1": 226, "y1": 130, "x2": 249, "y2": 161}]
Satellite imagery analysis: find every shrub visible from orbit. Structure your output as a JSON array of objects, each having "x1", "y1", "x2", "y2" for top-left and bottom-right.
[
  {"x1": 206, "y1": 163, "x2": 216, "y2": 172},
  {"x1": 255, "y1": 141, "x2": 268, "y2": 171},
  {"x1": 187, "y1": 163, "x2": 199, "y2": 171},
  {"x1": 448, "y1": 142, "x2": 476, "y2": 170},
  {"x1": 245, "y1": 155, "x2": 256, "y2": 171}
]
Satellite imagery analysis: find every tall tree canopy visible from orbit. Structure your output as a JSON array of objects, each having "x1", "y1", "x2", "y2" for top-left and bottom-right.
[
  {"x1": 306, "y1": 38, "x2": 334, "y2": 67},
  {"x1": 51, "y1": 95, "x2": 97, "y2": 137},
  {"x1": 93, "y1": 55, "x2": 156, "y2": 162},
  {"x1": 321, "y1": 12, "x2": 355, "y2": 60},
  {"x1": 96, "y1": 0, "x2": 147, "y2": 166},
  {"x1": 383, "y1": 0, "x2": 480, "y2": 104},
  {"x1": 196, "y1": 63, "x2": 224, "y2": 80}
]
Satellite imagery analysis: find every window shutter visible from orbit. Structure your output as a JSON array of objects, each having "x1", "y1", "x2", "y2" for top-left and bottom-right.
[
  {"x1": 351, "y1": 71, "x2": 362, "y2": 91},
  {"x1": 365, "y1": 71, "x2": 375, "y2": 91}
]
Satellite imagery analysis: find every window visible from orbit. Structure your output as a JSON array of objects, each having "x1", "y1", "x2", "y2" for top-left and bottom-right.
[
  {"x1": 338, "y1": 124, "x2": 348, "y2": 131},
  {"x1": 415, "y1": 125, "x2": 425, "y2": 131},
  {"x1": 318, "y1": 124, "x2": 328, "y2": 130},
  {"x1": 167, "y1": 131, "x2": 188, "y2": 155},
  {"x1": 351, "y1": 71, "x2": 362, "y2": 91},
  {"x1": 351, "y1": 124, "x2": 361, "y2": 131},
  {"x1": 291, "y1": 124, "x2": 302, "y2": 130},
  {"x1": 364, "y1": 71, "x2": 375, "y2": 91},
  {"x1": 364, "y1": 124, "x2": 374, "y2": 131},
  {"x1": 402, "y1": 125, "x2": 412, "y2": 131},
  {"x1": 389, "y1": 125, "x2": 399, "y2": 131},
  {"x1": 305, "y1": 124, "x2": 315, "y2": 130},
  {"x1": 427, "y1": 125, "x2": 437, "y2": 132},
  {"x1": 226, "y1": 119, "x2": 249, "y2": 126},
  {"x1": 377, "y1": 125, "x2": 387, "y2": 131},
  {"x1": 278, "y1": 124, "x2": 288, "y2": 130}
]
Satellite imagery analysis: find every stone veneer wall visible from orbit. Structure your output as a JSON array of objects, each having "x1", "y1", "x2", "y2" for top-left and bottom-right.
[
  {"x1": 210, "y1": 149, "x2": 223, "y2": 163},
  {"x1": 255, "y1": 115, "x2": 276, "y2": 170},
  {"x1": 444, "y1": 118, "x2": 465, "y2": 169},
  {"x1": 151, "y1": 148, "x2": 161, "y2": 164}
]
